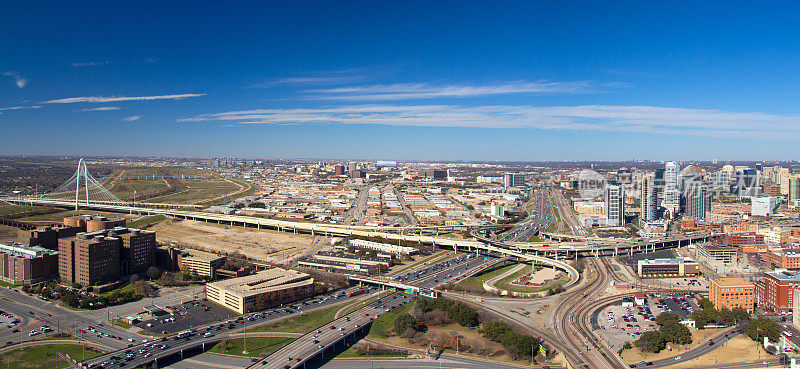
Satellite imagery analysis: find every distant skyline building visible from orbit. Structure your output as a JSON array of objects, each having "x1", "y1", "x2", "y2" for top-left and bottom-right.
[
  {"x1": 334, "y1": 164, "x2": 345, "y2": 176},
  {"x1": 503, "y1": 173, "x2": 524, "y2": 188},
  {"x1": 732, "y1": 168, "x2": 761, "y2": 198},
  {"x1": 640, "y1": 173, "x2": 657, "y2": 222},
  {"x1": 605, "y1": 184, "x2": 625, "y2": 226},
  {"x1": 664, "y1": 161, "x2": 680, "y2": 215},
  {"x1": 788, "y1": 175, "x2": 800, "y2": 208}
]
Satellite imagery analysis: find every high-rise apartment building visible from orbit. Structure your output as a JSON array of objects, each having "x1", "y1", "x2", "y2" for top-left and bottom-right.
[
  {"x1": 779, "y1": 168, "x2": 791, "y2": 195},
  {"x1": 685, "y1": 184, "x2": 711, "y2": 221},
  {"x1": 58, "y1": 233, "x2": 120, "y2": 287},
  {"x1": 640, "y1": 173, "x2": 657, "y2": 221},
  {"x1": 605, "y1": 184, "x2": 625, "y2": 226},
  {"x1": 664, "y1": 161, "x2": 680, "y2": 214},
  {"x1": 503, "y1": 173, "x2": 524, "y2": 188},
  {"x1": 789, "y1": 175, "x2": 800, "y2": 208},
  {"x1": 732, "y1": 169, "x2": 761, "y2": 198}
]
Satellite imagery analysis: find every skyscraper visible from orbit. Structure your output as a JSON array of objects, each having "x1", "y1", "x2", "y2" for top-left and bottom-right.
[
  {"x1": 789, "y1": 174, "x2": 800, "y2": 208},
  {"x1": 732, "y1": 169, "x2": 760, "y2": 198},
  {"x1": 664, "y1": 161, "x2": 680, "y2": 215},
  {"x1": 605, "y1": 184, "x2": 625, "y2": 226},
  {"x1": 640, "y1": 173, "x2": 657, "y2": 221},
  {"x1": 778, "y1": 167, "x2": 791, "y2": 196},
  {"x1": 685, "y1": 184, "x2": 711, "y2": 221}
]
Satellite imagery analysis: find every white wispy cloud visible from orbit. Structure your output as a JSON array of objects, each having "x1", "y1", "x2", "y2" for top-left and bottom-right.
[
  {"x1": 305, "y1": 81, "x2": 628, "y2": 100},
  {"x1": 141, "y1": 57, "x2": 159, "y2": 63},
  {"x1": 80, "y1": 106, "x2": 121, "y2": 111},
  {"x1": 0, "y1": 105, "x2": 41, "y2": 112},
  {"x1": 178, "y1": 104, "x2": 800, "y2": 141},
  {"x1": 3, "y1": 71, "x2": 28, "y2": 88},
  {"x1": 122, "y1": 115, "x2": 142, "y2": 121},
  {"x1": 42, "y1": 93, "x2": 205, "y2": 104},
  {"x1": 71, "y1": 60, "x2": 111, "y2": 67}
]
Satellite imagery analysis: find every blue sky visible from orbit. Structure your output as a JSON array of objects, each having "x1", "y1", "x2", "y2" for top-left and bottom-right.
[{"x1": 2, "y1": 1, "x2": 800, "y2": 161}]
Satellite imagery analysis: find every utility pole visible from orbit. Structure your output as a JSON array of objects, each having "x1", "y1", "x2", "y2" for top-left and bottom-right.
[{"x1": 242, "y1": 314, "x2": 248, "y2": 354}]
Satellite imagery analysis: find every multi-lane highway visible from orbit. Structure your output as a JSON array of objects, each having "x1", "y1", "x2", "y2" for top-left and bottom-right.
[
  {"x1": 250, "y1": 293, "x2": 413, "y2": 369},
  {"x1": 500, "y1": 187, "x2": 554, "y2": 243},
  {"x1": 77, "y1": 286, "x2": 378, "y2": 369}
]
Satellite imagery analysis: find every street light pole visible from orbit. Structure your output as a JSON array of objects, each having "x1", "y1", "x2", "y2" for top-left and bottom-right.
[{"x1": 242, "y1": 314, "x2": 248, "y2": 354}]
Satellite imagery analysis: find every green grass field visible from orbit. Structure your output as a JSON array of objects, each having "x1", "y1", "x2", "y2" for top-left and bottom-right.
[
  {"x1": 127, "y1": 214, "x2": 165, "y2": 228},
  {"x1": 367, "y1": 300, "x2": 415, "y2": 338},
  {"x1": 527, "y1": 235, "x2": 544, "y2": 242},
  {"x1": 146, "y1": 179, "x2": 244, "y2": 205},
  {"x1": 208, "y1": 337, "x2": 294, "y2": 357},
  {"x1": 454, "y1": 262, "x2": 516, "y2": 291},
  {"x1": 1, "y1": 343, "x2": 104, "y2": 369},
  {"x1": 0, "y1": 204, "x2": 58, "y2": 219},
  {"x1": 254, "y1": 301, "x2": 350, "y2": 333},
  {"x1": 106, "y1": 178, "x2": 170, "y2": 200}
]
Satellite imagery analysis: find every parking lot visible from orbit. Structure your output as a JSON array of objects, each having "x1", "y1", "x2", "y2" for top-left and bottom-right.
[
  {"x1": 135, "y1": 300, "x2": 237, "y2": 335},
  {"x1": 596, "y1": 292, "x2": 700, "y2": 350},
  {"x1": 0, "y1": 310, "x2": 19, "y2": 330}
]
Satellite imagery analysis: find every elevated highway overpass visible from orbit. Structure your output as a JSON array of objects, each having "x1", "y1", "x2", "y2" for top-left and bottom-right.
[{"x1": 6, "y1": 198, "x2": 707, "y2": 277}]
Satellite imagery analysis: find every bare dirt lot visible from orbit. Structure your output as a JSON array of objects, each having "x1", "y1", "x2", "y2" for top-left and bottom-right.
[
  {"x1": 0, "y1": 224, "x2": 18, "y2": 243},
  {"x1": 149, "y1": 218, "x2": 314, "y2": 262}
]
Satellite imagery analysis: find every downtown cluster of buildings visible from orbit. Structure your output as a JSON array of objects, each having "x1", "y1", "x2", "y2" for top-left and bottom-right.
[{"x1": 568, "y1": 162, "x2": 800, "y2": 231}]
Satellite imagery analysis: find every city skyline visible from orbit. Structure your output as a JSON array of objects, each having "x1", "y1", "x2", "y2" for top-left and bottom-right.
[{"x1": 3, "y1": 1, "x2": 800, "y2": 160}]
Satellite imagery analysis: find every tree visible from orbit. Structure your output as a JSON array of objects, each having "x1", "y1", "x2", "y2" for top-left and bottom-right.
[
  {"x1": 623, "y1": 341, "x2": 632, "y2": 350},
  {"x1": 394, "y1": 313, "x2": 417, "y2": 336},
  {"x1": 660, "y1": 322, "x2": 692, "y2": 345},
  {"x1": 449, "y1": 303, "x2": 479, "y2": 327},
  {"x1": 147, "y1": 266, "x2": 162, "y2": 280},
  {"x1": 747, "y1": 317, "x2": 781, "y2": 343},
  {"x1": 636, "y1": 331, "x2": 666, "y2": 353},
  {"x1": 698, "y1": 298, "x2": 715, "y2": 310},
  {"x1": 731, "y1": 307, "x2": 750, "y2": 323},
  {"x1": 655, "y1": 312, "x2": 680, "y2": 326},
  {"x1": 692, "y1": 308, "x2": 719, "y2": 329}
]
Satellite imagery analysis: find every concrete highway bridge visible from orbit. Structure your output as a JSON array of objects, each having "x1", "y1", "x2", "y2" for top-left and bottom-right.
[{"x1": 6, "y1": 198, "x2": 706, "y2": 274}]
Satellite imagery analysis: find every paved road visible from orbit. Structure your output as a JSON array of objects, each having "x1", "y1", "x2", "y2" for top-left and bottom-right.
[
  {"x1": 500, "y1": 187, "x2": 552, "y2": 243},
  {"x1": 79, "y1": 286, "x2": 378, "y2": 368},
  {"x1": 646, "y1": 327, "x2": 741, "y2": 368},
  {"x1": 252, "y1": 293, "x2": 414, "y2": 369},
  {"x1": 0, "y1": 287, "x2": 140, "y2": 350},
  {"x1": 394, "y1": 188, "x2": 418, "y2": 226},
  {"x1": 164, "y1": 353, "x2": 542, "y2": 369}
]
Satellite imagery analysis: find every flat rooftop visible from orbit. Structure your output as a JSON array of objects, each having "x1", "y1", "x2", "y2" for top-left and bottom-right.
[
  {"x1": 0, "y1": 242, "x2": 57, "y2": 258},
  {"x1": 767, "y1": 269, "x2": 800, "y2": 281},
  {"x1": 207, "y1": 268, "x2": 312, "y2": 298},
  {"x1": 638, "y1": 257, "x2": 696, "y2": 266},
  {"x1": 712, "y1": 277, "x2": 753, "y2": 286},
  {"x1": 182, "y1": 250, "x2": 226, "y2": 262}
]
